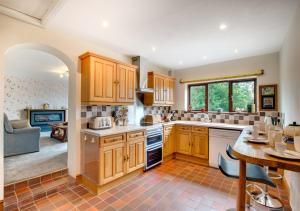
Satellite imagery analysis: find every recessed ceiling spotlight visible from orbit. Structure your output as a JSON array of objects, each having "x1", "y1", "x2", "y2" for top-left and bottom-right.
[
  {"x1": 152, "y1": 46, "x2": 156, "y2": 52},
  {"x1": 234, "y1": 48, "x2": 239, "y2": 53},
  {"x1": 203, "y1": 56, "x2": 208, "y2": 60},
  {"x1": 219, "y1": 23, "x2": 228, "y2": 30},
  {"x1": 178, "y1": 61, "x2": 183, "y2": 65},
  {"x1": 101, "y1": 20, "x2": 109, "y2": 28},
  {"x1": 59, "y1": 73, "x2": 64, "y2": 78}
]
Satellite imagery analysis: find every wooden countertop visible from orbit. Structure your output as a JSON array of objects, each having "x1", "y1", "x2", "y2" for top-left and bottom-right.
[{"x1": 232, "y1": 128, "x2": 300, "y2": 172}]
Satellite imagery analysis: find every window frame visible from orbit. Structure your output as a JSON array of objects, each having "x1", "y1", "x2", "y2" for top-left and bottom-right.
[{"x1": 188, "y1": 78, "x2": 257, "y2": 112}]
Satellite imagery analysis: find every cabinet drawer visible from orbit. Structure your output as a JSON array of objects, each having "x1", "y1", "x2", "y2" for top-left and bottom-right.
[
  {"x1": 164, "y1": 125, "x2": 174, "y2": 134},
  {"x1": 192, "y1": 126, "x2": 208, "y2": 134},
  {"x1": 101, "y1": 133, "x2": 126, "y2": 146},
  {"x1": 127, "y1": 130, "x2": 146, "y2": 141},
  {"x1": 176, "y1": 125, "x2": 192, "y2": 131}
]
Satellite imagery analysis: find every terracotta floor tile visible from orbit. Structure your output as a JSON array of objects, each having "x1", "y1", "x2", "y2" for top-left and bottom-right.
[{"x1": 4, "y1": 159, "x2": 292, "y2": 211}]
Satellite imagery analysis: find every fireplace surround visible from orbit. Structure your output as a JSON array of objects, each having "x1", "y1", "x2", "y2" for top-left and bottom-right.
[{"x1": 25, "y1": 109, "x2": 67, "y2": 132}]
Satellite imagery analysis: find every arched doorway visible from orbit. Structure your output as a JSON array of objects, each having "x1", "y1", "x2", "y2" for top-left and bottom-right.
[{"x1": 2, "y1": 43, "x2": 78, "y2": 184}]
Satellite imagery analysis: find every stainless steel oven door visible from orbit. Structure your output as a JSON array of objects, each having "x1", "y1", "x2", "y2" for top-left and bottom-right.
[{"x1": 146, "y1": 143, "x2": 163, "y2": 170}]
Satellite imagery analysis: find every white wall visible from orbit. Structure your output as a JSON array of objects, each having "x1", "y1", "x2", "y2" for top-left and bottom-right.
[
  {"x1": 0, "y1": 14, "x2": 131, "y2": 201},
  {"x1": 4, "y1": 75, "x2": 68, "y2": 119},
  {"x1": 279, "y1": 5, "x2": 300, "y2": 211},
  {"x1": 173, "y1": 53, "x2": 280, "y2": 110}
]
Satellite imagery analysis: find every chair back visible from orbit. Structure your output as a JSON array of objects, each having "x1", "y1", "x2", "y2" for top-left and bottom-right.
[
  {"x1": 218, "y1": 153, "x2": 239, "y2": 179},
  {"x1": 226, "y1": 144, "x2": 239, "y2": 160}
]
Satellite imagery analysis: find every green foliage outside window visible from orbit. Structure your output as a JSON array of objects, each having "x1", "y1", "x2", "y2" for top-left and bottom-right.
[
  {"x1": 189, "y1": 79, "x2": 256, "y2": 112},
  {"x1": 190, "y1": 86, "x2": 205, "y2": 110},
  {"x1": 208, "y1": 82, "x2": 229, "y2": 112},
  {"x1": 232, "y1": 81, "x2": 255, "y2": 111}
]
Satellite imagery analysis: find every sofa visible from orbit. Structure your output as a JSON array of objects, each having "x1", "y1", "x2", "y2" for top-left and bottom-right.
[{"x1": 4, "y1": 113, "x2": 41, "y2": 157}]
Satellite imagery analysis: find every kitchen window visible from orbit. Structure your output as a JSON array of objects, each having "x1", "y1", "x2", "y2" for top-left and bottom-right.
[{"x1": 188, "y1": 79, "x2": 257, "y2": 112}]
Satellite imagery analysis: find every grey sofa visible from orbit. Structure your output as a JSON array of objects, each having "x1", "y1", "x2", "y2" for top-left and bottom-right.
[{"x1": 4, "y1": 113, "x2": 41, "y2": 157}]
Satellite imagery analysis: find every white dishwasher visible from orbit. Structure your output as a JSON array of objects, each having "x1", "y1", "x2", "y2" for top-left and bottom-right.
[{"x1": 209, "y1": 128, "x2": 241, "y2": 168}]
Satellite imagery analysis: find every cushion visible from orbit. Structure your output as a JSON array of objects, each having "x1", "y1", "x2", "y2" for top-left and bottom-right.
[
  {"x1": 3, "y1": 113, "x2": 13, "y2": 133},
  {"x1": 11, "y1": 120, "x2": 30, "y2": 129}
]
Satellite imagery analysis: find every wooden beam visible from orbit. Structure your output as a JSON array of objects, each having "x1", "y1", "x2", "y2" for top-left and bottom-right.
[{"x1": 180, "y1": 69, "x2": 264, "y2": 84}]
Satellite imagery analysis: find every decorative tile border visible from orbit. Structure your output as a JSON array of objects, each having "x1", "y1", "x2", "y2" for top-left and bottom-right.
[
  {"x1": 143, "y1": 106, "x2": 171, "y2": 117},
  {"x1": 173, "y1": 110, "x2": 281, "y2": 125}
]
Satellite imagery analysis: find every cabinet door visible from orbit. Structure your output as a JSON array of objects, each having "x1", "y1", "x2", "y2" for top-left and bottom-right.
[
  {"x1": 191, "y1": 133, "x2": 208, "y2": 159},
  {"x1": 168, "y1": 79, "x2": 175, "y2": 105},
  {"x1": 116, "y1": 64, "x2": 127, "y2": 102},
  {"x1": 100, "y1": 143, "x2": 126, "y2": 185},
  {"x1": 101, "y1": 147, "x2": 114, "y2": 184},
  {"x1": 90, "y1": 57, "x2": 116, "y2": 102},
  {"x1": 127, "y1": 139, "x2": 145, "y2": 173},
  {"x1": 153, "y1": 75, "x2": 165, "y2": 104},
  {"x1": 163, "y1": 135, "x2": 170, "y2": 157},
  {"x1": 164, "y1": 78, "x2": 169, "y2": 104},
  {"x1": 116, "y1": 65, "x2": 136, "y2": 103},
  {"x1": 169, "y1": 132, "x2": 175, "y2": 154},
  {"x1": 126, "y1": 67, "x2": 135, "y2": 102},
  {"x1": 176, "y1": 131, "x2": 191, "y2": 155}
]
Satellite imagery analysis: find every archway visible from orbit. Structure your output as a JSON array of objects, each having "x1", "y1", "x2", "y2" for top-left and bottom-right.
[{"x1": 2, "y1": 43, "x2": 78, "y2": 183}]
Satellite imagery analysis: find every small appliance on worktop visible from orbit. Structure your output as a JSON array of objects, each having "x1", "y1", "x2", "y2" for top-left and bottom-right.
[{"x1": 88, "y1": 116, "x2": 112, "y2": 130}]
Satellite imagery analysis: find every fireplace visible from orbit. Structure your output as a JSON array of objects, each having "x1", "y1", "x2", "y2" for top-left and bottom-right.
[{"x1": 26, "y1": 109, "x2": 67, "y2": 132}]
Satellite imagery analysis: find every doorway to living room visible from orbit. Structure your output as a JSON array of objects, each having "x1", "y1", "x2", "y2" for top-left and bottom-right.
[{"x1": 3, "y1": 46, "x2": 69, "y2": 185}]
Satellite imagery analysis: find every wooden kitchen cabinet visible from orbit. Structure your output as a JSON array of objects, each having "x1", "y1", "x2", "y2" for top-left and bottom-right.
[
  {"x1": 100, "y1": 139, "x2": 127, "y2": 185},
  {"x1": 127, "y1": 138, "x2": 145, "y2": 173},
  {"x1": 80, "y1": 52, "x2": 137, "y2": 105},
  {"x1": 176, "y1": 131, "x2": 191, "y2": 155},
  {"x1": 82, "y1": 130, "x2": 146, "y2": 190},
  {"x1": 175, "y1": 125, "x2": 208, "y2": 160},
  {"x1": 144, "y1": 72, "x2": 176, "y2": 106},
  {"x1": 163, "y1": 125, "x2": 175, "y2": 157},
  {"x1": 191, "y1": 133, "x2": 208, "y2": 159},
  {"x1": 116, "y1": 64, "x2": 136, "y2": 103}
]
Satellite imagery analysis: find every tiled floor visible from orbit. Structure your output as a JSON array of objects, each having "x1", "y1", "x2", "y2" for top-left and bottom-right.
[{"x1": 4, "y1": 159, "x2": 291, "y2": 211}]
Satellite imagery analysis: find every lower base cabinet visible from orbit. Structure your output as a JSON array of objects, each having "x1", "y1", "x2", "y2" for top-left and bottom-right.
[
  {"x1": 127, "y1": 138, "x2": 145, "y2": 173},
  {"x1": 191, "y1": 132, "x2": 208, "y2": 159},
  {"x1": 174, "y1": 125, "x2": 208, "y2": 159},
  {"x1": 81, "y1": 130, "x2": 146, "y2": 188},
  {"x1": 100, "y1": 142, "x2": 127, "y2": 185}
]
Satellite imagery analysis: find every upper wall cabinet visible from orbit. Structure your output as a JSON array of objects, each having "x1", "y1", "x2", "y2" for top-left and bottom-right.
[
  {"x1": 144, "y1": 72, "x2": 176, "y2": 106},
  {"x1": 80, "y1": 52, "x2": 137, "y2": 105}
]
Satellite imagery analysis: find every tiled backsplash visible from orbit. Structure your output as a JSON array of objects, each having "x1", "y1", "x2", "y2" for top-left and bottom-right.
[
  {"x1": 81, "y1": 105, "x2": 121, "y2": 128},
  {"x1": 81, "y1": 104, "x2": 282, "y2": 128},
  {"x1": 144, "y1": 106, "x2": 171, "y2": 116},
  {"x1": 173, "y1": 110, "x2": 281, "y2": 126}
]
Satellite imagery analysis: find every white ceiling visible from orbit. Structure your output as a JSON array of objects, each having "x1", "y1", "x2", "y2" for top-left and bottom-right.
[
  {"x1": 3, "y1": 0, "x2": 300, "y2": 70},
  {"x1": 5, "y1": 48, "x2": 69, "y2": 82}
]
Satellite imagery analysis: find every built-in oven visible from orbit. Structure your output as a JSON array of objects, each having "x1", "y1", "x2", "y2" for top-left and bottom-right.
[{"x1": 145, "y1": 126, "x2": 163, "y2": 170}]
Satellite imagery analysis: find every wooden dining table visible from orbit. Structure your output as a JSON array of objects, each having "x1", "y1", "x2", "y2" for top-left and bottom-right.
[{"x1": 232, "y1": 128, "x2": 300, "y2": 211}]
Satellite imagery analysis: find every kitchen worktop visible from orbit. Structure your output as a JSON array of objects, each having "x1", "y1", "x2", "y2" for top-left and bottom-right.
[
  {"x1": 162, "y1": 121, "x2": 247, "y2": 131},
  {"x1": 81, "y1": 121, "x2": 247, "y2": 137}
]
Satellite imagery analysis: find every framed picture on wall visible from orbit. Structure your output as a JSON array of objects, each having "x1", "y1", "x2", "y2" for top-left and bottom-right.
[{"x1": 259, "y1": 84, "x2": 278, "y2": 111}]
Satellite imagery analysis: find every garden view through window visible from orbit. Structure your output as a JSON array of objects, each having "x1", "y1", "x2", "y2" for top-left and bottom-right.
[{"x1": 189, "y1": 79, "x2": 256, "y2": 112}]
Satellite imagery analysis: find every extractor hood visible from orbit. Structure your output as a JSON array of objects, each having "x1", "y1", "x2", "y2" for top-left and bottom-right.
[{"x1": 132, "y1": 56, "x2": 154, "y2": 93}]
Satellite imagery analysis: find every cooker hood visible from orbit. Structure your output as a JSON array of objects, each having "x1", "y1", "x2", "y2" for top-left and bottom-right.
[{"x1": 132, "y1": 56, "x2": 154, "y2": 93}]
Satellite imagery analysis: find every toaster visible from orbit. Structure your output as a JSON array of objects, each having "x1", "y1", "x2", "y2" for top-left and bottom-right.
[{"x1": 89, "y1": 116, "x2": 112, "y2": 130}]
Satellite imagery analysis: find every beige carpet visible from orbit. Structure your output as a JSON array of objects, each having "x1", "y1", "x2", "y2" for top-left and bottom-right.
[{"x1": 4, "y1": 133, "x2": 67, "y2": 184}]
